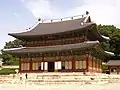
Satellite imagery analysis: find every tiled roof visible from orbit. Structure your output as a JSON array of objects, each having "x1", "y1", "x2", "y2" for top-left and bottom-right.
[
  {"x1": 106, "y1": 60, "x2": 120, "y2": 66},
  {"x1": 4, "y1": 41, "x2": 99, "y2": 54}
]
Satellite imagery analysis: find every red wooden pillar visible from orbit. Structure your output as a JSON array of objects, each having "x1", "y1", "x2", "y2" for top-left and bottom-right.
[
  {"x1": 99, "y1": 60, "x2": 102, "y2": 73},
  {"x1": 86, "y1": 54, "x2": 89, "y2": 72},
  {"x1": 19, "y1": 57, "x2": 21, "y2": 72},
  {"x1": 30, "y1": 57, "x2": 32, "y2": 72},
  {"x1": 92, "y1": 56, "x2": 93, "y2": 72},
  {"x1": 43, "y1": 56, "x2": 44, "y2": 71},
  {"x1": 72, "y1": 56, "x2": 75, "y2": 72},
  {"x1": 116, "y1": 66, "x2": 119, "y2": 74},
  {"x1": 98, "y1": 59, "x2": 100, "y2": 73},
  {"x1": 95, "y1": 57, "x2": 97, "y2": 72}
]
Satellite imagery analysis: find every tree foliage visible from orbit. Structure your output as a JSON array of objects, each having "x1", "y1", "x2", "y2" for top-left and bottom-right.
[
  {"x1": 1, "y1": 39, "x2": 23, "y2": 65},
  {"x1": 98, "y1": 24, "x2": 120, "y2": 56},
  {"x1": 4, "y1": 39, "x2": 23, "y2": 49},
  {"x1": 1, "y1": 51, "x2": 19, "y2": 65}
]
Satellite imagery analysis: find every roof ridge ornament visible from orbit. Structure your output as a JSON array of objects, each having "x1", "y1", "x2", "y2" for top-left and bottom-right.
[
  {"x1": 86, "y1": 11, "x2": 89, "y2": 15},
  {"x1": 40, "y1": 13, "x2": 87, "y2": 23},
  {"x1": 38, "y1": 18, "x2": 41, "y2": 21},
  {"x1": 83, "y1": 11, "x2": 90, "y2": 23}
]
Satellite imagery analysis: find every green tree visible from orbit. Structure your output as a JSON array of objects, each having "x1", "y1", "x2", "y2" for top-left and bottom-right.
[
  {"x1": 4, "y1": 39, "x2": 24, "y2": 49},
  {"x1": 1, "y1": 39, "x2": 23, "y2": 65},
  {"x1": 97, "y1": 25, "x2": 120, "y2": 56},
  {"x1": 1, "y1": 51, "x2": 19, "y2": 65}
]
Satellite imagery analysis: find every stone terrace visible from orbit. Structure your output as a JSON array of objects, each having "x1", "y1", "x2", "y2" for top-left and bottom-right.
[{"x1": 0, "y1": 72, "x2": 120, "y2": 85}]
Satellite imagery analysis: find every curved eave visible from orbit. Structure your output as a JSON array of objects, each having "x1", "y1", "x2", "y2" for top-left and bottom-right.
[
  {"x1": 93, "y1": 45, "x2": 113, "y2": 59},
  {"x1": 3, "y1": 41, "x2": 99, "y2": 55},
  {"x1": 106, "y1": 60, "x2": 120, "y2": 66},
  {"x1": 96, "y1": 31, "x2": 109, "y2": 42},
  {"x1": 104, "y1": 51, "x2": 114, "y2": 56},
  {"x1": 101, "y1": 35, "x2": 110, "y2": 40},
  {"x1": 89, "y1": 24, "x2": 109, "y2": 42},
  {"x1": 8, "y1": 23, "x2": 94, "y2": 40}
]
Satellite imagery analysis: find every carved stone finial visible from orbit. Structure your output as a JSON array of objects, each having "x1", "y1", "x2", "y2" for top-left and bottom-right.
[
  {"x1": 38, "y1": 18, "x2": 41, "y2": 21},
  {"x1": 86, "y1": 11, "x2": 89, "y2": 15}
]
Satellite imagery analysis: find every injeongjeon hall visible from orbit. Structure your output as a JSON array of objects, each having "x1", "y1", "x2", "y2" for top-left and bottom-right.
[{"x1": 5, "y1": 11, "x2": 110, "y2": 73}]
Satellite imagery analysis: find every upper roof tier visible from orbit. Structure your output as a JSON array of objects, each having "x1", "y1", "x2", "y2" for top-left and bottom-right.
[{"x1": 8, "y1": 11, "x2": 109, "y2": 41}]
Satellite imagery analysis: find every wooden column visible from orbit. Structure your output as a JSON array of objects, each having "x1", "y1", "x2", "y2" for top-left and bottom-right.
[
  {"x1": 99, "y1": 60, "x2": 102, "y2": 73},
  {"x1": 19, "y1": 57, "x2": 21, "y2": 72},
  {"x1": 86, "y1": 54, "x2": 89, "y2": 72},
  {"x1": 30, "y1": 57, "x2": 32, "y2": 72},
  {"x1": 72, "y1": 56, "x2": 75, "y2": 72},
  {"x1": 92, "y1": 56, "x2": 93, "y2": 72},
  {"x1": 43, "y1": 56, "x2": 44, "y2": 71},
  {"x1": 98, "y1": 59, "x2": 100, "y2": 73},
  {"x1": 95, "y1": 57, "x2": 97, "y2": 72}
]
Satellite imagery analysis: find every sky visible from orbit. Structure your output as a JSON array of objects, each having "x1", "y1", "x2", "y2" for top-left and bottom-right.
[{"x1": 0, "y1": 0, "x2": 120, "y2": 49}]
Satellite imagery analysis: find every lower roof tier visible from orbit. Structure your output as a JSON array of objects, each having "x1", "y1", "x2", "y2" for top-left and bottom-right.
[
  {"x1": 106, "y1": 60, "x2": 120, "y2": 66},
  {"x1": 4, "y1": 41, "x2": 111, "y2": 59}
]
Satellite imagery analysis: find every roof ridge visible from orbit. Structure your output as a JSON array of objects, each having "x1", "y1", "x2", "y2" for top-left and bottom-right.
[
  {"x1": 39, "y1": 14, "x2": 87, "y2": 23},
  {"x1": 37, "y1": 11, "x2": 90, "y2": 24}
]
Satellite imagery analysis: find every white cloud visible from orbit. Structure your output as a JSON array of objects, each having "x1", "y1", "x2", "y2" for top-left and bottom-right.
[{"x1": 22, "y1": 0, "x2": 120, "y2": 27}]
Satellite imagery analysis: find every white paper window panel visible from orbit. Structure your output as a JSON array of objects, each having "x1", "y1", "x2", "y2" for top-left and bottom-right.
[
  {"x1": 26, "y1": 63, "x2": 28, "y2": 70},
  {"x1": 34, "y1": 63, "x2": 36, "y2": 70},
  {"x1": 32, "y1": 63, "x2": 38, "y2": 70},
  {"x1": 69, "y1": 61, "x2": 72, "y2": 69},
  {"x1": 25, "y1": 63, "x2": 27, "y2": 70},
  {"x1": 36, "y1": 63, "x2": 39, "y2": 70},
  {"x1": 44, "y1": 62, "x2": 48, "y2": 70},
  {"x1": 26, "y1": 63, "x2": 29, "y2": 70},
  {"x1": 79, "y1": 61, "x2": 83, "y2": 69},
  {"x1": 83, "y1": 61, "x2": 86, "y2": 69},
  {"x1": 27, "y1": 63, "x2": 29, "y2": 70},
  {"x1": 41, "y1": 62, "x2": 43, "y2": 70},
  {"x1": 58, "y1": 61, "x2": 61, "y2": 69},
  {"x1": 65, "y1": 61, "x2": 69, "y2": 69},
  {"x1": 55, "y1": 62, "x2": 58, "y2": 69},
  {"x1": 23, "y1": 63, "x2": 25, "y2": 70},
  {"x1": 24, "y1": 63, "x2": 26, "y2": 70},
  {"x1": 55, "y1": 62, "x2": 61, "y2": 69},
  {"x1": 21, "y1": 63, "x2": 23, "y2": 70},
  {"x1": 75, "y1": 61, "x2": 79, "y2": 69},
  {"x1": 32, "y1": 63, "x2": 35, "y2": 70}
]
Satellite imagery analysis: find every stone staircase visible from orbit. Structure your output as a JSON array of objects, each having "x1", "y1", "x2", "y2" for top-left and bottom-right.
[{"x1": 0, "y1": 73, "x2": 120, "y2": 85}]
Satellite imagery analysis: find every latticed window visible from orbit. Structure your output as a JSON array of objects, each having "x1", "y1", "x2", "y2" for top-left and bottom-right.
[
  {"x1": 61, "y1": 61, "x2": 72, "y2": 70},
  {"x1": 32, "y1": 62, "x2": 41, "y2": 70},
  {"x1": 21, "y1": 62, "x2": 30, "y2": 71},
  {"x1": 75, "y1": 55, "x2": 86, "y2": 69}
]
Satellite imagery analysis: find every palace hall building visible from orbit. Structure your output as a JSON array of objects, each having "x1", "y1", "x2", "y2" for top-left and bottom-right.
[{"x1": 5, "y1": 11, "x2": 110, "y2": 73}]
